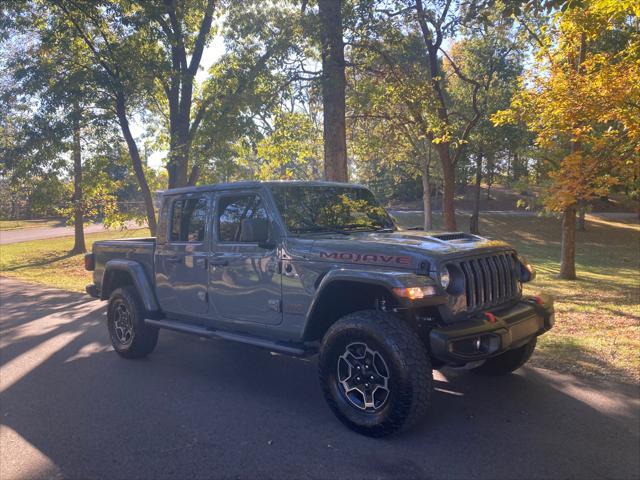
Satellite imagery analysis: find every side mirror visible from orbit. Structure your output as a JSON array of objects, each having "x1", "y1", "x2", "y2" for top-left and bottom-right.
[{"x1": 240, "y1": 218, "x2": 275, "y2": 248}]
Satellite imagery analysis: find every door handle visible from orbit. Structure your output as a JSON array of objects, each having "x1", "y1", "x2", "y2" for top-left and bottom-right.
[
  {"x1": 166, "y1": 256, "x2": 182, "y2": 263},
  {"x1": 209, "y1": 258, "x2": 229, "y2": 267}
]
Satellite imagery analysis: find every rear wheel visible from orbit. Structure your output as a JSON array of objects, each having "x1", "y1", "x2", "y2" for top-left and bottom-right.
[
  {"x1": 318, "y1": 310, "x2": 432, "y2": 437},
  {"x1": 107, "y1": 287, "x2": 158, "y2": 359},
  {"x1": 471, "y1": 337, "x2": 537, "y2": 375}
]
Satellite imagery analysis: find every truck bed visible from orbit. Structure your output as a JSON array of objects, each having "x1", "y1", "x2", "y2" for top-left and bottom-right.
[{"x1": 91, "y1": 237, "x2": 156, "y2": 297}]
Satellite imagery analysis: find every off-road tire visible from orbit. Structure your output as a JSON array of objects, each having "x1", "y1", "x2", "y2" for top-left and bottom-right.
[
  {"x1": 471, "y1": 336, "x2": 537, "y2": 375},
  {"x1": 107, "y1": 286, "x2": 159, "y2": 359},
  {"x1": 318, "y1": 310, "x2": 432, "y2": 437}
]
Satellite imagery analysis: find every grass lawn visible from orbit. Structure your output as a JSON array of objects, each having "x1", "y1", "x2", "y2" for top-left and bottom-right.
[
  {"x1": 1, "y1": 214, "x2": 638, "y2": 384},
  {"x1": 0, "y1": 228, "x2": 149, "y2": 292},
  {"x1": 0, "y1": 218, "x2": 65, "y2": 231},
  {"x1": 393, "y1": 211, "x2": 640, "y2": 384}
]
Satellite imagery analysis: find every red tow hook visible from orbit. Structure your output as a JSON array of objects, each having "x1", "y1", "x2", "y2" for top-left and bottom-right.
[
  {"x1": 533, "y1": 295, "x2": 544, "y2": 305},
  {"x1": 485, "y1": 312, "x2": 497, "y2": 324}
]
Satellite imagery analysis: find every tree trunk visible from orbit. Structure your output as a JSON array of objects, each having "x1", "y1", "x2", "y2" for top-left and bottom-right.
[
  {"x1": 318, "y1": 0, "x2": 348, "y2": 182},
  {"x1": 438, "y1": 148, "x2": 457, "y2": 231},
  {"x1": 559, "y1": 32, "x2": 587, "y2": 279},
  {"x1": 470, "y1": 151, "x2": 483, "y2": 235},
  {"x1": 577, "y1": 199, "x2": 586, "y2": 231},
  {"x1": 421, "y1": 145, "x2": 433, "y2": 231},
  {"x1": 167, "y1": 123, "x2": 190, "y2": 189},
  {"x1": 70, "y1": 108, "x2": 86, "y2": 254},
  {"x1": 560, "y1": 204, "x2": 577, "y2": 279},
  {"x1": 116, "y1": 94, "x2": 158, "y2": 236},
  {"x1": 486, "y1": 156, "x2": 494, "y2": 200}
]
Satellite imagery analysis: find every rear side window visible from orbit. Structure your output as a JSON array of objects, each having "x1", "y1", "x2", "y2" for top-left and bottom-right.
[
  {"x1": 170, "y1": 197, "x2": 208, "y2": 242},
  {"x1": 218, "y1": 194, "x2": 267, "y2": 242}
]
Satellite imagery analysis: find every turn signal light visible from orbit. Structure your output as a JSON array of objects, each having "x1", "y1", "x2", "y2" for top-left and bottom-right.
[
  {"x1": 84, "y1": 253, "x2": 95, "y2": 271},
  {"x1": 393, "y1": 286, "x2": 437, "y2": 300}
]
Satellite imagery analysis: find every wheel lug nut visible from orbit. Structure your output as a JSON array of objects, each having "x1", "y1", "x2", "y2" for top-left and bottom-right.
[{"x1": 365, "y1": 383, "x2": 370, "y2": 388}]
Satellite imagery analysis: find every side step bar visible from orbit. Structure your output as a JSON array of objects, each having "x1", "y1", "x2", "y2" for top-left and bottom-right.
[{"x1": 144, "y1": 318, "x2": 313, "y2": 357}]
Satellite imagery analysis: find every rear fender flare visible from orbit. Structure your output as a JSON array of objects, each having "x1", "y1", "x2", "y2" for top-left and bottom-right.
[{"x1": 102, "y1": 259, "x2": 159, "y2": 313}]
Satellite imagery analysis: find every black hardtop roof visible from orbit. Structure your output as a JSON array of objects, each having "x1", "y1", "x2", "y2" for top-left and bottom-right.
[{"x1": 159, "y1": 180, "x2": 368, "y2": 196}]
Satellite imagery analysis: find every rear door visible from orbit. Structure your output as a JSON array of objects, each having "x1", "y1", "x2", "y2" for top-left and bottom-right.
[
  {"x1": 155, "y1": 193, "x2": 211, "y2": 319},
  {"x1": 208, "y1": 190, "x2": 282, "y2": 325}
]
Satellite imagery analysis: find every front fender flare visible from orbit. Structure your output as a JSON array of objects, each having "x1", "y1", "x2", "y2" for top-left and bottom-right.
[
  {"x1": 101, "y1": 259, "x2": 159, "y2": 313},
  {"x1": 302, "y1": 269, "x2": 443, "y2": 338}
]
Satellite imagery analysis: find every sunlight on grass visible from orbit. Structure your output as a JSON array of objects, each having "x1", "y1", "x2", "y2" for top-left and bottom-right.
[{"x1": 0, "y1": 228, "x2": 149, "y2": 292}]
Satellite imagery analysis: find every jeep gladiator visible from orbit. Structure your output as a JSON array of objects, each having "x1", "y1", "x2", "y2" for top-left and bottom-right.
[{"x1": 86, "y1": 181, "x2": 554, "y2": 436}]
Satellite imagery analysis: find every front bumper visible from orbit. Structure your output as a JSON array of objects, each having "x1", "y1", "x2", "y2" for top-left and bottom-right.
[
  {"x1": 86, "y1": 284, "x2": 100, "y2": 298},
  {"x1": 429, "y1": 293, "x2": 554, "y2": 363}
]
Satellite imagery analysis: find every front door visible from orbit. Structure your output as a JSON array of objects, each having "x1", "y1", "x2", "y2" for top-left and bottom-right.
[
  {"x1": 155, "y1": 193, "x2": 211, "y2": 319},
  {"x1": 208, "y1": 192, "x2": 282, "y2": 325}
]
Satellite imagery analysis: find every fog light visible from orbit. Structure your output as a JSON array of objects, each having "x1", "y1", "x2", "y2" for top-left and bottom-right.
[{"x1": 449, "y1": 334, "x2": 501, "y2": 356}]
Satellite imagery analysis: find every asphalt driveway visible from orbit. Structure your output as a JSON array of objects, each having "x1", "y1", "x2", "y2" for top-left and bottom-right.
[{"x1": 1, "y1": 277, "x2": 638, "y2": 479}]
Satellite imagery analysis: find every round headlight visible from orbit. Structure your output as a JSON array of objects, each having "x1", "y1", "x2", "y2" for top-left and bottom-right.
[
  {"x1": 439, "y1": 265, "x2": 451, "y2": 289},
  {"x1": 517, "y1": 256, "x2": 536, "y2": 282}
]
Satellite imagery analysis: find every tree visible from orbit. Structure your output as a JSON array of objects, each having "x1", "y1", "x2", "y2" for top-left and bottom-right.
[
  {"x1": 494, "y1": 0, "x2": 639, "y2": 278},
  {"x1": 5, "y1": 0, "x2": 300, "y2": 234},
  {"x1": 357, "y1": 0, "x2": 517, "y2": 230},
  {"x1": 443, "y1": 24, "x2": 524, "y2": 234},
  {"x1": 32, "y1": 0, "x2": 160, "y2": 234},
  {"x1": 349, "y1": 28, "x2": 439, "y2": 229},
  {"x1": 2, "y1": 25, "x2": 97, "y2": 252},
  {"x1": 317, "y1": 0, "x2": 349, "y2": 182}
]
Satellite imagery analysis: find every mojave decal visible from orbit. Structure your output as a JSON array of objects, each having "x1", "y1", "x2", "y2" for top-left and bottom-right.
[{"x1": 318, "y1": 251, "x2": 412, "y2": 266}]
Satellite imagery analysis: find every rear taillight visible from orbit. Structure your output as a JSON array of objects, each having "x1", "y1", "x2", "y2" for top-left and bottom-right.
[{"x1": 84, "y1": 253, "x2": 95, "y2": 271}]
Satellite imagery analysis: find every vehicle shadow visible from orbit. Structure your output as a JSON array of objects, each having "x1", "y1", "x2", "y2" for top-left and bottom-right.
[{"x1": 1, "y1": 279, "x2": 639, "y2": 480}]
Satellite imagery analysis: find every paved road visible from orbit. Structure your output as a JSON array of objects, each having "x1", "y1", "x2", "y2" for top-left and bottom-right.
[
  {"x1": 0, "y1": 222, "x2": 144, "y2": 245},
  {"x1": 1, "y1": 277, "x2": 638, "y2": 480}
]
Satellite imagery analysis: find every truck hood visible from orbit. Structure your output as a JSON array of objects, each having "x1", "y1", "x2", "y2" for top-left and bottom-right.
[{"x1": 286, "y1": 229, "x2": 514, "y2": 271}]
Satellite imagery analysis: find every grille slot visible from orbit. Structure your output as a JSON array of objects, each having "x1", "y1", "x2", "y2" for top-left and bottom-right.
[{"x1": 459, "y1": 253, "x2": 520, "y2": 311}]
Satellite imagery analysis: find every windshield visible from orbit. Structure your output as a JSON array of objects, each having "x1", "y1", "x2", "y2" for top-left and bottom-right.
[{"x1": 270, "y1": 185, "x2": 395, "y2": 234}]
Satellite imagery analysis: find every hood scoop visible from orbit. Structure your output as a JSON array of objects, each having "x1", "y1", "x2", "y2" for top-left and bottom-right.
[{"x1": 427, "y1": 232, "x2": 480, "y2": 242}]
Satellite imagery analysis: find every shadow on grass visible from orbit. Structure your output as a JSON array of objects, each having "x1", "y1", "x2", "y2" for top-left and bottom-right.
[
  {"x1": 2, "y1": 252, "x2": 77, "y2": 272},
  {"x1": 533, "y1": 335, "x2": 638, "y2": 384}
]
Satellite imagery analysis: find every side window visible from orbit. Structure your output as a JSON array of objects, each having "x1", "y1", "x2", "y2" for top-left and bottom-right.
[
  {"x1": 218, "y1": 194, "x2": 267, "y2": 243},
  {"x1": 169, "y1": 197, "x2": 208, "y2": 242}
]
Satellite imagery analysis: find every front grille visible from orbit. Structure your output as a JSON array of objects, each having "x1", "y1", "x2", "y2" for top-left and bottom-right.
[{"x1": 458, "y1": 253, "x2": 520, "y2": 311}]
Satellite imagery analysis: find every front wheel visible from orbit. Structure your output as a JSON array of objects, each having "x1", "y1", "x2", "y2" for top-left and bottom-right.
[
  {"x1": 471, "y1": 337, "x2": 537, "y2": 375},
  {"x1": 107, "y1": 286, "x2": 159, "y2": 359},
  {"x1": 318, "y1": 310, "x2": 432, "y2": 437}
]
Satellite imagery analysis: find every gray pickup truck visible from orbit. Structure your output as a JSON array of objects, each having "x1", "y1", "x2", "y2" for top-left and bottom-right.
[{"x1": 85, "y1": 181, "x2": 554, "y2": 436}]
